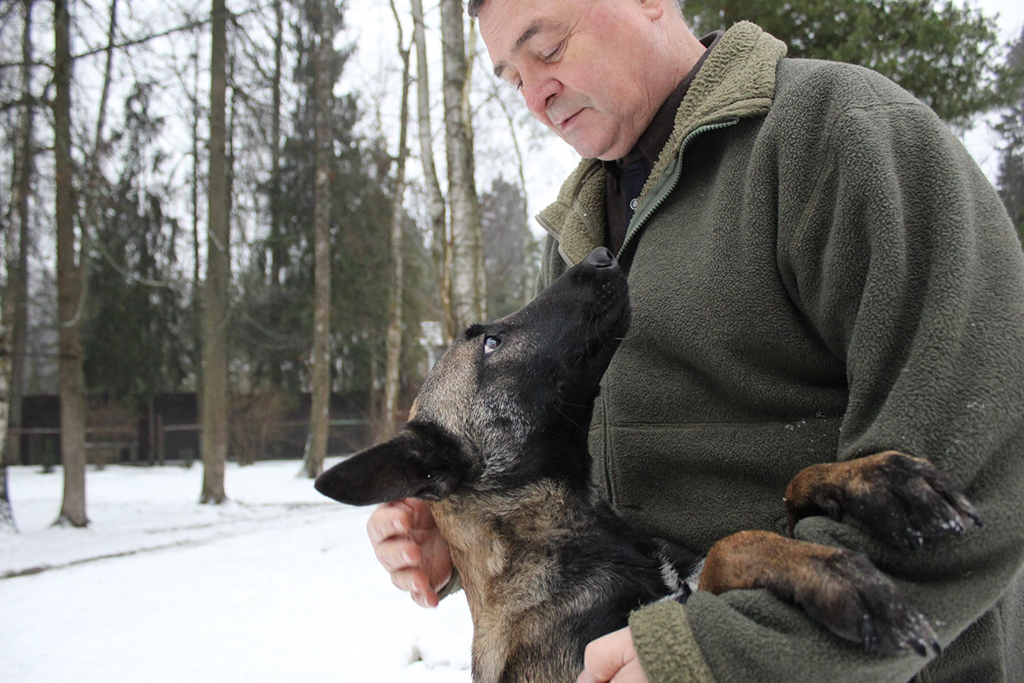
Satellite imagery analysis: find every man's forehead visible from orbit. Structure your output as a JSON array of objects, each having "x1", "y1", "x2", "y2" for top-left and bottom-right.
[
  {"x1": 491, "y1": 19, "x2": 546, "y2": 78},
  {"x1": 480, "y1": 0, "x2": 569, "y2": 75}
]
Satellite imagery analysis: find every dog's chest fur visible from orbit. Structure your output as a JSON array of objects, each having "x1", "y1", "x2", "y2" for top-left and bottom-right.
[{"x1": 430, "y1": 482, "x2": 597, "y2": 683}]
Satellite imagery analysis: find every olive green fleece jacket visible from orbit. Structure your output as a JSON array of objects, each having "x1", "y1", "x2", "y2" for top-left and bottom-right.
[{"x1": 536, "y1": 22, "x2": 1024, "y2": 683}]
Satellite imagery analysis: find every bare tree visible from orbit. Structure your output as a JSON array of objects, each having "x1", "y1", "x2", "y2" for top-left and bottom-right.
[
  {"x1": 4, "y1": 0, "x2": 35, "y2": 472},
  {"x1": 303, "y1": 0, "x2": 336, "y2": 479},
  {"x1": 382, "y1": 0, "x2": 413, "y2": 435},
  {"x1": 269, "y1": 0, "x2": 285, "y2": 296},
  {"x1": 54, "y1": 0, "x2": 88, "y2": 527},
  {"x1": 190, "y1": 27, "x2": 204, "y2": 402},
  {"x1": 79, "y1": 0, "x2": 120, "y2": 473},
  {"x1": 439, "y1": 0, "x2": 485, "y2": 330},
  {"x1": 201, "y1": 0, "x2": 230, "y2": 504},
  {"x1": 1, "y1": 274, "x2": 15, "y2": 532},
  {"x1": 411, "y1": 0, "x2": 452, "y2": 342},
  {"x1": 85, "y1": 0, "x2": 119, "y2": 190}
]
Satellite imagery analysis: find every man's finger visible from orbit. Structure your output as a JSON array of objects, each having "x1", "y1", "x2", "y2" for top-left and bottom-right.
[
  {"x1": 373, "y1": 536, "x2": 421, "y2": 573},
  {"x1": 366, "y1": 501, "x2": 409, "y2": 546},
  {"x1": 389, "y1": 566, "x2": 427, "y2": 592},
  {"x1": 578, "y1": 627, "x2": 639, "y2": 683},
  {"x1": 389, "y1": 568, "x2": 439, "y2": 607}
]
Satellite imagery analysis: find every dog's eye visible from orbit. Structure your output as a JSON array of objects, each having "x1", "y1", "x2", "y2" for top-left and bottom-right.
[{"x1": 483, "y1": 336, "x2": 502, "y2": 354}]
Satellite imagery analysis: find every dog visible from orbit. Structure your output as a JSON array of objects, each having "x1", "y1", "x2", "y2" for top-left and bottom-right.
[{"x1": 315, "y1": 247, "x2": 980, "y2": 683}]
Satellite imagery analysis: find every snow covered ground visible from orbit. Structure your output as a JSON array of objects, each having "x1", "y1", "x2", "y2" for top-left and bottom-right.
[{"x1": 1, "y1": 461, "x2": 473, "y2": 683}]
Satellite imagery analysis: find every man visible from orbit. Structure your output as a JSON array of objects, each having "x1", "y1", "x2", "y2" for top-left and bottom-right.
[{"x1": 366, "y1": 0, "x2": 1024, "y2": 681}]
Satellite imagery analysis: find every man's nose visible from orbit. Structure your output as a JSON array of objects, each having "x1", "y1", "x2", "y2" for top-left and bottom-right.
[{"x1": 522, "y1": 74, "x2": 562, "y2": 118}]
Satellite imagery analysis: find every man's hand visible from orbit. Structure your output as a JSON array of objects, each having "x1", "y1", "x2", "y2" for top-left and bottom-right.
[
  {"x1": 577, "y1": 626, "x2": 650, "y2": 683},
  {"x1": 366, "y1": 498, "x2": 452, "y2": 608}
]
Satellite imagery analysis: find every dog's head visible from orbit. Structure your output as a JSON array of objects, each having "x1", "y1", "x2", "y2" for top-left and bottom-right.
[{"x1": 315, "y1": 247, "x2": 630, "y2": 506}]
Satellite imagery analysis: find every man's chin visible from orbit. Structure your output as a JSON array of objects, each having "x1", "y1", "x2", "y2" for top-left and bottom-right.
[
  {"x1": 564, "y1": 133, "x2": 629, "y2": 161},
  {"x1": 567, "y1": 140, "x2": 614, "y2": 161}
]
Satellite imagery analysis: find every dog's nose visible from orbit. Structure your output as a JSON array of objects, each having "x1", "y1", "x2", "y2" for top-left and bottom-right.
[{"x1": 584, "y1": 247, "x2": 615, "y2": 268}]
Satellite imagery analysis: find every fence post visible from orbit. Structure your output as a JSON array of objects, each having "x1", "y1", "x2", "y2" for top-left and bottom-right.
[{"x1": 156, "y1": 415, "x2": 165, "y2": 466}]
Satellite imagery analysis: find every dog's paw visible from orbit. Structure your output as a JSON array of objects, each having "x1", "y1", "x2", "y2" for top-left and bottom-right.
[
  {"x1": 700, "y1": 531, "x2": 940, "y2": 656},
  {"x1": 784, "y1": 452, "x2": 982, "y2": 549},
  {"x1": 795, "y1": 549, "x2": 940, "y2": 657}
]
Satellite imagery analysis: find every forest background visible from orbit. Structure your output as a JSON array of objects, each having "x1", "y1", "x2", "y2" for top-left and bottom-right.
[{"x1": 1, "y1": 0, "x2": 1023, "y2": 528}]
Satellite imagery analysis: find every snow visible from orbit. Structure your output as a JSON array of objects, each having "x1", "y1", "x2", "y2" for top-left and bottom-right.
[{"x1": 0, "y1": 461, "x2": 473, "y2": 683}]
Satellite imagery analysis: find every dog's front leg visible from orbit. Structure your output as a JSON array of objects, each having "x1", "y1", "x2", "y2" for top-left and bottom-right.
[
  {"x1": 783, "y1": 451, "x2": 981, "y2": 549},
  {"x1": 698, "y1": 530, "x2": 939, "y2": 656}
]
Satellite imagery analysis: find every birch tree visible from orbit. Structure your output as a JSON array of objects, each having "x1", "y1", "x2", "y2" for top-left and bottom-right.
[
  {"x1": 4, "y1": 0, "x2": 35, "y2": 472},
  {"x1": 411, "y1": 0, "x2": 453, "y2": 342},
  {"x1": 201, "y1": 0, "x2": 230, "y2": 504},
  {"x1": 439, "y1": 0, "x2": 485, "y2": 330},
  {"x1": 54, "y1": 0, "x2": 88, "y2": 527},
  {"x1": 382, "y1": 0, "x2": 413, "y2": 435},
  {"x1": 302, "y1": 0, "x2": 337, "y2": 479},
  {"x1": 1, "y1": 284, "x2": 15, "y2": 532},
  {"x1": 269, "y1": 0, "x2": 285, "y2": 299},
  {"x1": 190, "y1": 28, "x2": 204, "y2": 398}
]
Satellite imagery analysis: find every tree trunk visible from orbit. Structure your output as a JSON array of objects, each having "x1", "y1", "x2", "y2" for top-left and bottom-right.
[
  {"x1": 0, "y1": 465, "x2": 14, "y2": 533},
  {"x1": 1, "y1": 276, "x2": 16, "y2": 532},
  {"x1": 303, "y1": 0, "x2": 335, "y2": 479},
  {"x1": 411, "y1": 0, "x2": 453, "y2": 343},
  {"x1": 190, "y1": 28, "x2": 204, "y2": 426},
  {"x1": 267, "y1": 0, "x2": 285, "y2": 386},
  {"x1": 380, "y1": 154, "x2": 409, "y2": 432},
  {"x1": 382, "y1": 1, "x2": 412, "y2": 436},
  {"x1": 270, "y1": 0, "x2": 285, "y2": 291},
  {"x1": 439, "y1": 0, "x2": 486, "y2": 330},
  {"x1": 79, "y1": 0, "x2": 119, "y2": 474},
  {"x1": 54, "y1": 0, "x2": 89, "y2": 528},
  {"x1": 4, "y1": 0, "x2": 35, "y2": 471},
  {"x1": 201, "y1": 0, "x2": 230, "y2": 504}
]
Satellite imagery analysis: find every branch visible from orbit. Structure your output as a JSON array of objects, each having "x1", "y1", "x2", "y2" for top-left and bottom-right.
[{"x1": 0, "y1": 3, "x2": 272, "y2": 71}]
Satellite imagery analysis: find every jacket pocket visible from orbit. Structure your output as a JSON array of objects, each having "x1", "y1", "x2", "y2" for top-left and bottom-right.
[{"x1": 606, "y1": 418, "x2": 842, "y2": 553}]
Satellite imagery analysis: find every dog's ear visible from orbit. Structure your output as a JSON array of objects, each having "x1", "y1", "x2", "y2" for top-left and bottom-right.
[{"x1": 314, "y1": 424, "x2": 468, "y2": 506}]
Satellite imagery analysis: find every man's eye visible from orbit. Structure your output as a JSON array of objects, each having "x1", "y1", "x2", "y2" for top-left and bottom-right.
[
  {"x1": 542, "y1": 42, "x2": 563, "y2": 61},
  {"x1": 484, "y1": 336, "x2": 502, "y2": 354}
]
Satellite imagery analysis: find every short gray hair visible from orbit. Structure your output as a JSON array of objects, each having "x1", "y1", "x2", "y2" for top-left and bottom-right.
[{"x1": 468, "y1": 0, "x2": 684, "y2": 19}]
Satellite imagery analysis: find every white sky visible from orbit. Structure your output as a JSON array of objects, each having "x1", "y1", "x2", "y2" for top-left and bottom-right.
[
  {"x1": 961, "y1": 0, "x2": 1023, "y2": 180},
  {"x1": 979, "y1": 0, "x2": 1024, "y2": 41}
]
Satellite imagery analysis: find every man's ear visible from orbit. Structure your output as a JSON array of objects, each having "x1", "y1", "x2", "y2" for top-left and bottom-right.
[
  {"x1": 314, "y1": 424, "x2": 468, "y2": 506},
  {"x1": 637, "y1": 0, "x2": 667, "y2": 22}
]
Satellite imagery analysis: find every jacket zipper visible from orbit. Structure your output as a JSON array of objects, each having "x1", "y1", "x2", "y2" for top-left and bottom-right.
[{"x1": 617, "y1": 118, "x2": 740, "y2": 259}]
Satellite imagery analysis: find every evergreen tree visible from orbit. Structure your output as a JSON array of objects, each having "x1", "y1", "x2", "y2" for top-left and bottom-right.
[
  {"x1": 480, "y1": 176, "x2": 538, "y2": 320},
  {"x1": 83, "y1": 84, "x2": 189, "y2": 406},
  {"x1": 236, "y1": 4, "x2": 434, "y2": 405},
  {"x1": 995, "y1": 27, "x2": 1024, "y2": 245},
  {"x1": 683, "y1": 0, "x2": 1002, "y2": 125}
]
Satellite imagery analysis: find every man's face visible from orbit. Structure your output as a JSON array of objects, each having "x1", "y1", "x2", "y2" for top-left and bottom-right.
[{"x1": 479, "y1": 0, "x2": 668, "y2": 161}]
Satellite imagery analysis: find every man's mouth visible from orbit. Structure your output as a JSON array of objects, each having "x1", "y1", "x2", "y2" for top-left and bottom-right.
[{"x1": 554, "y1": 109, "x2": 583, "y2": 131}]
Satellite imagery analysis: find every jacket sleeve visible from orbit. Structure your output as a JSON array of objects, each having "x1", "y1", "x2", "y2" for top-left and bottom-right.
[{"x1": 630, "y1": 77, "x2": 1024, "y2": 682}]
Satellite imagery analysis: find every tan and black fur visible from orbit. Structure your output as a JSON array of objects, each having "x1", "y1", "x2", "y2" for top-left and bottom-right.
[{"x1": 315, "y1": 248, "x2": 980, "y2": 683}]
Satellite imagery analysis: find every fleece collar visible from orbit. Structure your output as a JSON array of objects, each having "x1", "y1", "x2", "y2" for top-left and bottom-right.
[{"x1": 536, "y1": 22, "x2": 788, "y2": 266}]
